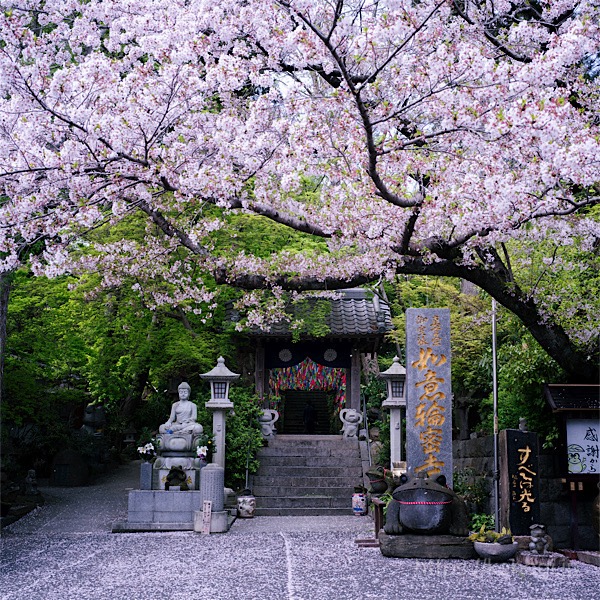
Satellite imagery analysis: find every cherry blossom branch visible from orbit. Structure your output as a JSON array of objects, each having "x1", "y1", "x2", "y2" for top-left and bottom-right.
[
  {"x1": 214, "y1": 267, "x2": 373, "y2": 291},
  {"x1": 225, "y1": 198, "x2": 332, "y2": 238},
  {"x1": 356, "y1": 0, "x2": 448, "y2": 91},
  {"x1": 216, "y1": 250, "x2": 593, "y2": 379},
  {"x1": 134, "y1": 199, "x2": 209, "y2": 257},
  {"x1": 283, "y1": 3, "x2": 422, "y2": 210}
]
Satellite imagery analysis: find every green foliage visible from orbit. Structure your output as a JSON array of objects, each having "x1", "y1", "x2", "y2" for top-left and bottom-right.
[
  {"x1": 379, "y1": 491, "x2": 393, "y2": 518},
  {"x1": 289, "y1": 297, "x2": 331, "y2": 341},
  {"x1": 136, "y1": 427, "x2": 157, "y2": 447},
  {"x1": 361, "y1": 376, "x2": 387, "y2": 411},
  {"x1": 389, "y1": 276, "x2": 492, "y2": 398},
  {"x1": 480, "y1": 321, "x2": 563, "y2": 447},
  {"x1": 3, "y1": 267, "x2": 232, "y2": 463},
  {"x1": 212, "y1": 211, "x2": 328, "y2": 260},
  {"x1": 3, "y1": 272, "x2": 89, "y2": 433},
  {"x1": 469, "y1": 513, "x2": 496, "y2": 532},
  {"x1": 80, "y1": 287, "x2": 156, "y2": 407},
  {"x1": 453, "y1": 468, "x2": 489, "y2": 512},
  {"x1": 221, "y1": 387, "x2": 264, "y2": 490}
]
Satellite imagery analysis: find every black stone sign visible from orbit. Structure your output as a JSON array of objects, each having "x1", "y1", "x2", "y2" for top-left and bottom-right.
[{"x1": 499, "y1": 429, "x2": 541, "y2": 535}]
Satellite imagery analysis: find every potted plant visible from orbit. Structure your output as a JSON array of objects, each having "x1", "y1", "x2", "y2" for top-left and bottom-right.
[{"x1": 468, "y1": 525, "x2": 518, "y2": 562}]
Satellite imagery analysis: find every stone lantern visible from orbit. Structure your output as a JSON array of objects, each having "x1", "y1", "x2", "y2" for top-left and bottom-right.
[
  {"x1": 200, "y1": 357, "x2": 240, "y2": 470},
  {"x1": 380, "y1": 356, "x2": 406, "y2": 474}
]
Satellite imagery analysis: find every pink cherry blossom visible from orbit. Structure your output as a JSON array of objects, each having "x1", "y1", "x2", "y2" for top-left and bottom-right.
[{"x1": 1, "y1": 1, "x2": 598, "y2": 379}]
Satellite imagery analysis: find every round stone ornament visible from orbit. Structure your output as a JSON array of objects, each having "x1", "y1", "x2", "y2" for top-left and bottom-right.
[
  {"x1": 278, "y1": 348, "x2": 292, "y2": 362},
  {"x1": 324, "y1": 348, "x2": 337, "y2": 362}
]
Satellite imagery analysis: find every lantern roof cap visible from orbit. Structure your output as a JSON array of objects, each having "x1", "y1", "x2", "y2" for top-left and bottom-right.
[
  {"x1": 200, "y1": 357, "x2": 240, "y2": 382},
  {"x1": 379, "y1": 356, "x2": 406, "y2": 379}
]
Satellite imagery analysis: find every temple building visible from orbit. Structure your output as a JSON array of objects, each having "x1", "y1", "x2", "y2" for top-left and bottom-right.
[{"x1": 231, "y1": 288, "x2": 393, "y2": 434}]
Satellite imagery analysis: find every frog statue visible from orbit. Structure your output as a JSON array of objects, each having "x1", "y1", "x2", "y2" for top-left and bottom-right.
[
  {"x1": 383, "y1": 472, "x2": 469, "y2": 536},
  {"x1": 164, "y1": 465, "x2": 190, "y2": 491}
]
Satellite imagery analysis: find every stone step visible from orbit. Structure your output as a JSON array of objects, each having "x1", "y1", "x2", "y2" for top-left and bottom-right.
[
  {"x1": 252, "y1": 475, "x2": 363, "y2": 488},
  {"x1": 253, "y1": 486, "x2": 354, "y2": 498},
  {"x1": 258, "y1": 446, "x2": 360, "y2": 459},
  {"x1": 257, "y1": 455, "x2": 361, "y2": 467},
  {"x1": 266, "y1": 435, "x2": 355, "y2": 445},
  {"x1": 256, "y1": 465, "x2": 362, "y2": 478},
  {"x1": 254, "y1": 507, "x2": 355, "y2": 516},
  {"x1": 266, "y1": 435, "x2": 358, "y2": 446},
  {"x1": 252, "y1": 434, "x2": 365, "y2": 515},
  {"x1": 255, "y1": 495, "x2": 351, "y2": 509}
]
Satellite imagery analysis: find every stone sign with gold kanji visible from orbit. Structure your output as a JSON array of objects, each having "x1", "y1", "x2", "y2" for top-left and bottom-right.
[{"x1": 405, "y1": 308, "x2": 453, "y2": 485}]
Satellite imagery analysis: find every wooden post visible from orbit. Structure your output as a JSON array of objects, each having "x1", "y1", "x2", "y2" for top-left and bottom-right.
[
  {"x1": 350, "y1": 348, "x2": 361, "y2": 411},
  {"x1": 255, "y1": 343, "x2": 265, "y2": 404}
]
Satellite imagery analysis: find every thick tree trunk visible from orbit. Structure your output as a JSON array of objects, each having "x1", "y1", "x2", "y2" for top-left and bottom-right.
[
  {"x1": 0, "y1": 270, "x2": 13, "y2": 405},
  {"x1": 120, "y1": 367, "x2": 151, "y2": 422}
]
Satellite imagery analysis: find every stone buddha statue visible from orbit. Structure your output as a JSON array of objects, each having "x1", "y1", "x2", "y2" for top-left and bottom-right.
[{"x1": 159, "y1": 382, "x2": 203, "y2": 435}]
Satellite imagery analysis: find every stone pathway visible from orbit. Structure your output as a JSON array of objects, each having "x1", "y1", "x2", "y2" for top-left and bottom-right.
[{"x1": 1, "y1": 463, "x2": 599, "y2": 600}]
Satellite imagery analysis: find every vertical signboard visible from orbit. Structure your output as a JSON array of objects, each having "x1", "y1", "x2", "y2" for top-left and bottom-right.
[
  {"x1": 499, "y1": 429, "x2": 541, "y2": 535},
  {"x1": 405, "y1": 308, "x2": 453, "y2": 485},
  {"x1": 566, "y1": 418, "x2": 599, "y2": 474}
]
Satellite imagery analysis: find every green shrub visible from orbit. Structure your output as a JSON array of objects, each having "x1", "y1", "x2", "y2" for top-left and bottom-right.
[
  {"x1": 470, "y1": 513, "x2": 495, "y2": 532},
  {"x1": 222, "y1": 387, "x2": 264, "y2": 490}
]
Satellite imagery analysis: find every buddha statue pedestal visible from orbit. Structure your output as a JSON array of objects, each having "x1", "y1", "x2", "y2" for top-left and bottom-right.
[{"x1": 153, "y1": 432, "x2": 205, "y2": 490}]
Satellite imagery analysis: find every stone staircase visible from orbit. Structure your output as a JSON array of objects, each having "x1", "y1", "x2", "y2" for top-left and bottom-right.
[{"x1": 252, "y1": 434, "x2": 364, "y2": 516}]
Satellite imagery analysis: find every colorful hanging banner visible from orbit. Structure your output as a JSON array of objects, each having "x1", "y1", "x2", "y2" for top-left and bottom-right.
[{"x1": 268, "y1": 357, "x2": 347, "y2": 410}]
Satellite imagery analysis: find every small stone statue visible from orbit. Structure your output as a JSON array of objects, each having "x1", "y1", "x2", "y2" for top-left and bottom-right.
[
  {"x1": 529, "y1": 524, "x2": 549, "y2": 554},
  {"x1": 81, "y1": 403, "x2": 106, "y2": 434},
  {"x1": 165, "y1": 465, "x2": 189, "y2": 491},
  {"x1": 159, "y1": 382, "x2": 203, "y2": 435},
  {"x1": 366, "y1": 465, "x2": 389, "y2": 495},
  {"x1": 518, "y1": 417, "x2": 528, "y2": 433},
  {"x1": 25, "y1": 469, "x2": 39, "y2": 496},
  {"x1": 258, "y1": 409, "x2": 279, "y2": 439},
  {"x1": 237, "y1": 490, "x2": 256, "y2": 518},
  {"x1": 339, "y1": 408, "x2": 362, "y2": 438}
]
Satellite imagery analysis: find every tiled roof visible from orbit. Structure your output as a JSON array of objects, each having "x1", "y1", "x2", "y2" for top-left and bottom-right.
[
  {"x1": 544, "y1": 384, "x2": 600, "y2": 412},
  {"x1": 233, "y1": 288, "x2": 392, "y2": 339}
]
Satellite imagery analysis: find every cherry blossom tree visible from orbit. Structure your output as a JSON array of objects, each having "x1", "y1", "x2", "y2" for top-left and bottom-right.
[{"x1": 1, "y1": 0, "x2": 599, "y2": 382}]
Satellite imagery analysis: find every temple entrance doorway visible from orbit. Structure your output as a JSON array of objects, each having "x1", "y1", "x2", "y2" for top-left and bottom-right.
[{"x1": 280, "y1": 391, "x2": 334, "y2": 435}]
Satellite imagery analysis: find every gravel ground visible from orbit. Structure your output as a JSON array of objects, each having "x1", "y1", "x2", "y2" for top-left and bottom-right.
[{"x1": 1, "y1": 463, "x2": 598, "y2": 600}]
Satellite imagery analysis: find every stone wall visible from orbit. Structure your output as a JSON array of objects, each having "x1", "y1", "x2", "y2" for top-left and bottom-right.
[{"x1": 453, "y1": 435, "x2": 599, "y2": 551}]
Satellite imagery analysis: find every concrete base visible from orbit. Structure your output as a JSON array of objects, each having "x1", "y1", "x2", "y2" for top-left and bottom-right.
[
  {"x1": 516, "y1": 551, "x2": 571, "y2": 568},
  {"x1": 125, "y1": 490, "x2": 202, "y2": 524},
  {"x1": 576, "y1": 551, "x2": 600, "y2": 567},
  {"x1": 379, "y1": 532, "x2": 476, "y2": 559},
  {"x1": 193, "y1": 510, "x2": 231, "y2": 533},
  {"x1": 112, "y1": 521, "x2": 194, "y2": 532}
]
